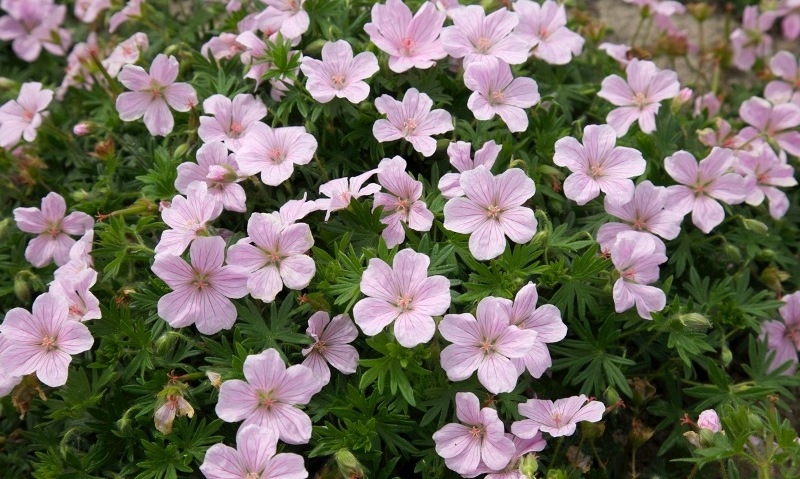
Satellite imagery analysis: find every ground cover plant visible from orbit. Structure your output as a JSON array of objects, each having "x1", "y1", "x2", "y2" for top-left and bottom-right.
[{"x1": 1, "y1": 0, "x2": 800, "y2": 478}]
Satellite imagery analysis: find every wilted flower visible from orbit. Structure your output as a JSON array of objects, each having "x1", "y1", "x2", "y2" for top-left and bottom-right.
[
  {"x1": 464, "y1": 59, "x2": 540, "y2": 133},
  {"x1": 439, "y1": 296, "x2": 536, "y2": 393},
  {"x1": 512, "y1": 394, "x2": 605, "y2": 438},
  {"x1": 0, "y1": 82, "x2": 54, "y2": 148},
  {"x1": 216, "y1": 348, "x2": 323, "y2": 444},
  {"x1": 301, "y1": 40, "x2": 379, "y2": 104},
  {"x1": 154, "y1": 392, "x2": 194, "y2": 434},
  {"x1": 13, "y1": 191, "x2": 94, "y2": 268},
  {"x1": 364, "y1": 0, "x2": 447, "y2": 73},
  {"x1": 373, "y1": 88, "x2": 453, "y2": 157},
  {"x1": 433, "y1": 392, "x2": 515, "y2": 475},
  {"x1": 301, "y1": 312, "x2": 359, "y2": 385},
  {"x1": 353, "y1": 248, "x2": 451, "y2": 347},
  {"x1": 116, "y1": 54, "x2": 198, "y2": 136}
]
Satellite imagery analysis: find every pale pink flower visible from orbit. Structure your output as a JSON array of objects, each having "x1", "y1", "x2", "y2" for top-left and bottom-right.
[
  {"x1": 729, "y1": 6, "x2": 778, "y2": 71},
  {"x1": 103, "y1": 32, "x2": 149, "y2": 78},
  {"x1": 273, "y1": 194, "x2": 319, "y2": 226},
  {"x1": 116, "y1": 54, "x2": 197, "y2": 136},
  {"x1": 597, "y1": 59, "x2": 680, "y2": 137},
  {"x1": 0, "y1": 336, "x2": 23, "y2": 397},
  {"x1": 698, "y1": 410, "x2": 721, "y2": 433},
  {"x1": 216, "y1": 348, "x2": 323, "y2": 444},
  {"x1": 779, "y1": 0, "x2": 800, "y2": 40},
  {"x1": 256, "y1": 0, "x2": 309, "y2": 39},
  {"x1": 439, "y1": 140, "x2": 500, "y2": 199},
  {"x1": 175, "y1": 142, "x2": 247, "y2": 213},
  {"x1": 14, "y1": 192, "x2": 94, "y2": 268},
  {"x1": 0, "y1": 0, "x2": 71, "y2": 62},
  {"x1": 57, "y1": 33, "x2": 101, "y2": 99},
  {"x1": 694, "y1": 92, "x2": 721, "y2": 118},
  {"x1": 151, "y1": 236, "x2": 248, "y2": 335},
  {"x1": 300, "y1": 40, "x2": 379, "y2": 104},
  {"x1": 596, "y1": 180, "x2": 683, "y2": 252},
  {"x1": 553, "y1": 124, "x2": 645, "y2": 205},
  {"x1": 505, "y1": 282, "x2": 567, "y2": 379},
  {"x1": 464, "y1": 59, "x2": 540, "y2": 133},
  {"x1": 155, "y1": 182, "x2": 223, "y2": 256},
  {"x1": 372, "y1": 156, "x2": 434, "y2": 248},
  {"x1": 664, "y1": 148, "x2": 748, "y2": 234},
  {"x1": 364, "y1": 0, "x2": 447, "y2": 73},
  {"x1": 201, "y1": 33, "x2": 246, "y2": 62},
  {"x1": 623, "y1": 0, "x2": 685, "y2": 17},
  {"x1": 316, "y1": 170, "x2": 381, "y2": 220},
  {"x1": 373, "y1": 88, "x2": 453, "y2": 157},
  {"x1": 53, "y1": 230, "x2": 94, "y2": 282},
  {"x1": 735, "y1": 144, "x2": 797, "y2": 219},
  {"x1": 49, "y1": 269, "x2": 100, "y2": 322},
  {"x1": 760, "y1": 291, "x2": 800, "y2": 375},
  {"x1": 236, "y1": 31, "x2": 300, "y2": 94},
  {"x1": 0, "y1": 82, "x2": 54, "y2": 148},
  {"x1": 443, "y1": 166, "x2": 537, "y2": 261},
  {"x1": 697, "y1": 118, "x2": 746, "y2": 150},
  {"x1": 74, "y1": 0, "x2": 111, "y2": 23},
  {"x1": 765, "y1": 51, "x2": 800, "y2": 107},
  {"x1": 198, "y1": 93, "x2": 267, "y2": 153},
  {"x1": 353, "y1": 248, "x2": 451, "y2": 348},
  {"x1": 227, "y1": 213, "x2": 315, "y2": 303},
  {"x1": 236, "y1": 122, "x2": 318, "y2": 186},
  {"x1": 514, "y1": 0, "x2": 585, "y2": 65},
  {"x1": 109, "y1": 0, "x2": 143, "y2": 33},
  {"x1": 199, "y1": 424, "x2": 308, "y2": 479},
  {"x1": 0, "y1": 292, "x2": 94, "y2": 387},
  {"x1": 479, "y1": 434, "x2": 547, "y2": 479},
  {"x1": 512, "y1": 395, "x2": 604, "y2": 438},
  {"x1": 432, "y1": 392, "x2": 515, "y2": 476},
  {"x1": 441, "y1": 5, "x2": 531, "y2": 67},
  {"x1": 598, "y1": 42, "x2": 632, "y2": 67},
  {"x1": 738, "y1": 97, "x2": 800, "y2": 157},
  {"x1": 301, "y1": 312, "x2": 359, "y2": 385},
  {"x1": 610, "y1": 231, "x2": 667, "y2": 319},
  {"x1": 439, "y1": 296, "x2": 536, "y2": 393}
]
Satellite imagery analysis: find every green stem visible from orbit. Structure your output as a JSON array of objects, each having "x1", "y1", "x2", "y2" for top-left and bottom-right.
[
  {"x1": 550, "y1": 437, "x2": 564, "y2": 469},
  {"x1": 631, "y1": 16, "x2": 646, "y2": 47}
]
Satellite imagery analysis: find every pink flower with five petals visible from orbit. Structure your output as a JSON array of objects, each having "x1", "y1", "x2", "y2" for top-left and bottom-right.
[{"x1": 373, "y1": 88, "x2": 453, "y2": 157}]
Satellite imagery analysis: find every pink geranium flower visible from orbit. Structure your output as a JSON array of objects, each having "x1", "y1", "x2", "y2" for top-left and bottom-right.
[
  {"x1": 432, "y1": 392, "x2": 515, "y2": 476},
  {"x1": 697, "y1": 118, "x2": 746, "y2": 150},
  {"x1": 438, "y1": 140, "x2": 500, "y2": 199},
  {"x1": 0, "y1": 0, "x2": 71, "y2": 62},
  {"x1": 596, "y1": 180, "x2": 683, "y2": 252},
  {"x1": 255, "y1": 0, "x2": 309, "y2": 39},
  {"x1": 155, "y1": 182, "x2": 223, "y2": 256},
  {"x1": 301, "y1": 40, "x2": 379, "y2": 104},
  {"x1": 765, "y1": 51, "x2": 800, "y2": 107},
  {"x1": 316, "y1": 170, "x2": 381, "y2": 221},
  {"x1": 464, "y1": 59, "x2": 540, "y2": 133},
  {"x1": 441, "y1": 5, "x2": 531, "y2": 67},
  {"x1": 735, "y1": 144, "x2": 798, "y2": 219},
  {"x1": 0, "y1": 82, "x2": 54, "y2": 149},
  {"x1": 102, "y1": 32, "x2": 149, "y2": 78},
  {"x1": 443, "y1": 166, "x2": 537, "y2": 261},
  {"x1": 0, "y1": 293, "x2": 94, "y2": 387},
  {"x1": 151, "y1": 236, "x2": 248, "y2": 335},
  {"x1": 599, "y1": 42, "x2": 632, "y2": 66},
  {"x1": 730, "y1": 6, "x2": 777, "y2": 71},
  {"x1": 109, "y1": 0, "x2": 143, "y2": 33},
  {"x1": 779, "y1": 0, "x2": 800, "y2": 39},
  {"x1": 553, "y1": 124, "x2": 646, "y2": 205},
  {"x1": 514, "y1": 0, "x2": 585, "y2": 65},
  {"x1": 478, "y1": 434, "x2": 547, "y2": 479},
  {"x1": 512, "y1": 395, "x2": 604, "y2": 438},
  {"x1": 49, "y1": 269, "x2": 101, "y2": 323},
  {"x1": 597, "y1": 59, "x2": 680, "y2": 136},
  {"x1": 439, "y1": 296, "x2": 537, "y2": 393},
  {"x1": 364, "y1": 0, "x2": 447, "y2": 73},
  {"x1": 760, "y1": 291, "x2": 800, "y2": 375},
  {"x1": 198, "y1": 93, "x2": 268, "y2": 153},
  {"x1": 353, "y1": 248, "x2": 451, "y2": 348},
  {"x1": 201, "y1": 33, "x2": 246, "y2": 62},
  {"x1": 738, "y1": 97, "x2": 800, "y2": 157},
  {"x1": 227, "y1": 213, "x2": 315, "y2": 303},
  {"x1": 610, "y1": 231, "x2": 668, "y2": 319},
  {"x1": 216, "y1": 348, "x2": 323, "y2": 444},
  {"x1": 199, "y1": 425, "x2": 308, "y2": 479},
  {"x1": 664, "y1": 148, "x2": 748, "y2": 234},
  {"x1": 301, "y1": 312, "x2": 359, "y2": 385},
  {"x1": 53, "y1": 230, "x2": 94, "y2": 283},
  {"x1": 698, "y1": 410, "x2": 722, "y2": 433},
  {"x1": 373, "y1": 88, "x2": 453, "y2": 157},
  {"x1": 13, "y1": 192, "x2": 94, "y2": 268},
  {"x1": 373, "y1": 156, "x2": 434, "y2": 248},
  {"x1": 505, "y1": 282, "x2": 567, "y2": 379},
  {"x1": 273, "y1": 194, "x2": 319, "y2": 226},
  {"x1": 236, "y1": 122, "x2": 318, "y2": 186},
  {"x1": 116, "y1": 54, "x2": 198, "y2": 136},
  {"x1": 175, "y1": 142, "x2": 247, "y2": 213},
  {"x1": 0, "y1": 336, "x2": 23, "y2": 397}
]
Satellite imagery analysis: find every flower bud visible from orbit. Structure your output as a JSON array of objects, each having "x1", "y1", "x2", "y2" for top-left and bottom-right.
[
  {"x1": 581, "y1": 420, "x2": 606, "y2": 439},
  {"x1": 671, "y1": 87, "x2": 693, "y2": 113},
  {"x1": 520, "y1": 453, "x2": 538, "y2": 478},
  {"x1": 546, "y1": 468, "x2": 568, "y2": 479},
  {"x1": 741, "y1": 217, "x2": 768, "y2": 235},
  {"x1": 684, "y1": 430, "x2": 701, "y2": 447},
  {"x1": 604, "y1": 387, "x2": 620, "y2": 406},
  {"x1": 697, "y1": 409, "x2": 721, "y2": 433},
  {"x1": 206, "y1": 371, "x2": 222, "y2": 389},
  {"x1": 73, "y1": 122, "x2": 93, "y2": 136},
  {"x1": 679, "y1": 313, "x2": 712, "y2": 332},
  {"x1": 723, "y1": 243, "x2": 741, "y2": 262},
  {"x1": 760, "y1": 266, "x2": 789, "y2": 293},
  {"x1": 721, "y1": 345, "x2": 733, "y2": 367},
  {"x1": 174, "y1": 143, "x2": 190, "y2": 159},
  {"x1": 155, "y1": 331, "x2": 182, "y2": 355},
  {"x1": 335, "y1": 449, "x2": 365, "y2": 479}
]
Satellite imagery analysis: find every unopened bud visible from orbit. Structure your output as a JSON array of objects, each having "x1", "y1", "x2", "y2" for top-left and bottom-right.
[
  {"x1": 581, "y1": 420, "x2": 606, "y2": 439},
  {"x1": 697, "y1": 409, "x2": 721, "y2": 433},
  {"x1": 679, "y1": 313, "x2": 712, "y2": 332},
  {"x1": 604, "y1": 387, "x2": 620, "y2": 406},
  {"x1": 73, "y1": 122, "x2": 93, "y2": 136},
  {"x1": 304, "y1": 39, "x2": 326, "y2": 56},
  {"x1": 671, "y1": 87, "x2": 693, "y2": 112},
  {"x1": 174, "y1": 143, "x2": 190, "y2": 159},
  {"x1": 335, "y1": 449, "x2": 365, "y2": 479},
  {"x1": 206, "y1": 371, "x2": 222, "y2": 389},
  {"x1": 723, "y1": 243, "x2": 741, "y2": 262},
  {"x1": 13, "y1": 274, "x2": 30, "y2": 303},
  {"x1": 155, "y1": 332, "x2": 182, "y2": 355},
  {"x1": 520, "y1": 453, "x2": 538, "y2": 478},
  {"x1": 0, "y1": 218, "x2": 10, "y2": 241},
  {"x1": 546, "y1": 468, "x2": 568, "y2": 479},
  {"x1": 760, "y1": 266, "x2": 789, "y2": 293},
  {"x1": 721, "y1": 345, "x2": 733, "y2": 367},
  {"x1": 0, "y1": 77, "x2": 16, "y2": 90},
  {"x1": 70, "y1": 189, "x2": 91, "y2": 202},
  {"x1": 741, "y1": 217, "x2": 768, "y2": 235}
]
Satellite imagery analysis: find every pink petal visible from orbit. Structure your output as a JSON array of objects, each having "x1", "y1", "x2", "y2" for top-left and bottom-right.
[{"x1": 216, "y1": 379, "x2": 258, "y2": 422}]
